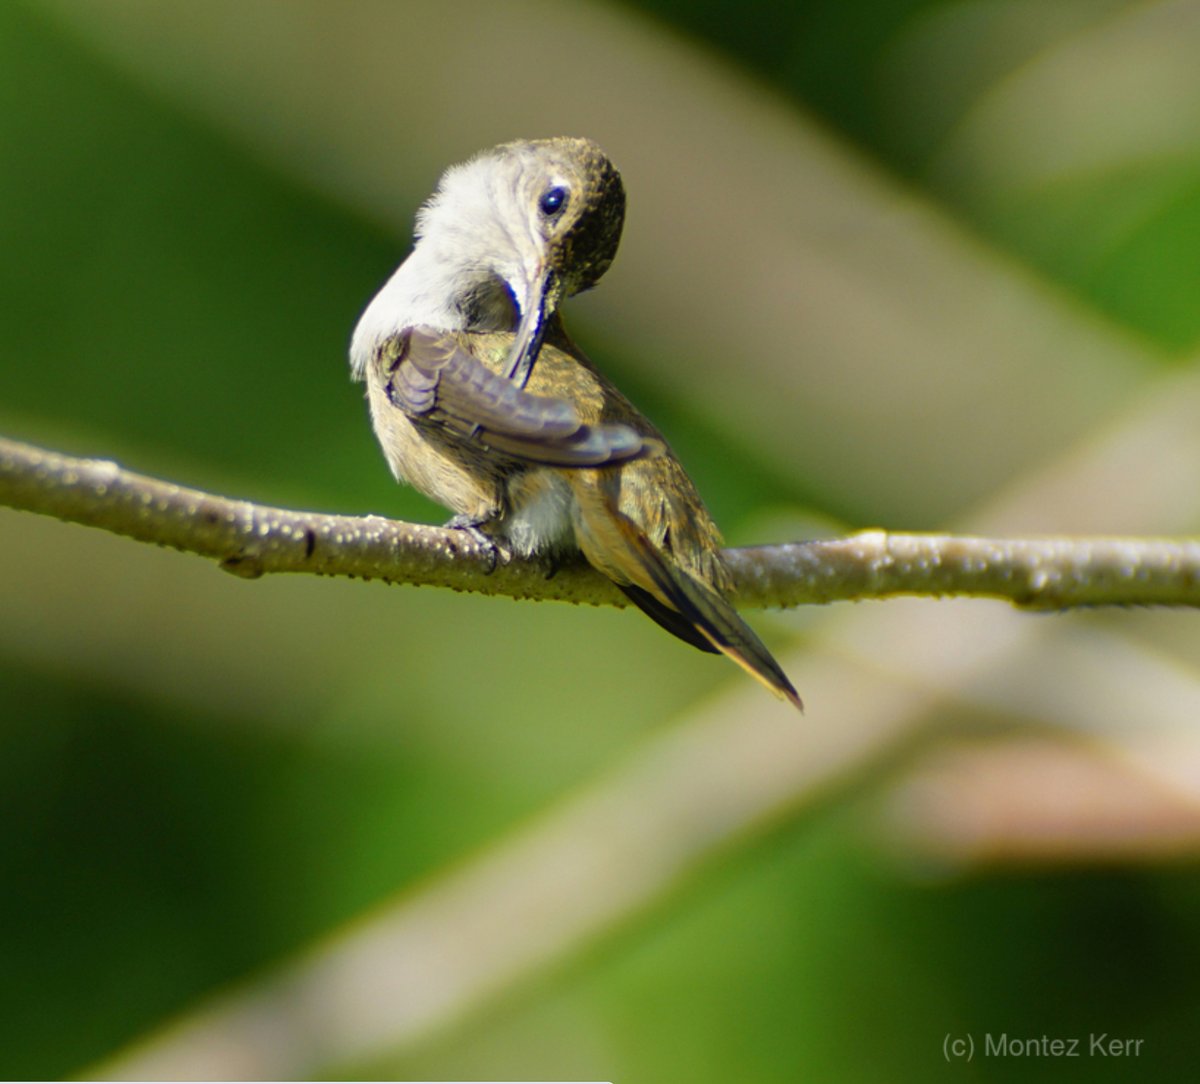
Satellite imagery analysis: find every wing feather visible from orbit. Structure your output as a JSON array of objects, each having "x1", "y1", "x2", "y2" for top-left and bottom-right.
[{"x1": 384, "y1": 328, "x2": 652, "y2": 467}]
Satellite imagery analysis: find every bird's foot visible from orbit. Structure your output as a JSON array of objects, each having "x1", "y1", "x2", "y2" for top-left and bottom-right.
[{"x1": 445, "y1": 514, "x2": 505, "y2": 573}]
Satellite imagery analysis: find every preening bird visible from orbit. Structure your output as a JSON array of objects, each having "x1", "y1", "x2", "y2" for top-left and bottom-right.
[{"x1": 350, "y1": 137, "x2": 801, "y2": 709}]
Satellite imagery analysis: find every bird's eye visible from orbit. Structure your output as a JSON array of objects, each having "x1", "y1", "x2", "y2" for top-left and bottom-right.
[{"x1": 539, "y1": 185, "x2": 569, "y2": 217}]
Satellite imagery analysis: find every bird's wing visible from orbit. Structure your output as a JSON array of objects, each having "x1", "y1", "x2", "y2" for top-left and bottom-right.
[{"x1": 384, "y1": 327, "x2": 651, "y2": 467}]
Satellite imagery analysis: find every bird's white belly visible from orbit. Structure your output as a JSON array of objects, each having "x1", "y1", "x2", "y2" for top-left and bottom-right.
[{"x1": 502, "y1": 469, "x2": 576, "y2": 556}]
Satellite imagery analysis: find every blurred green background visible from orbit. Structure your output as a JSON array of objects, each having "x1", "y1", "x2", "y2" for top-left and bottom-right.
[{"x1": 3, "y1": 0, "x2": 1200, "y2": 1080}]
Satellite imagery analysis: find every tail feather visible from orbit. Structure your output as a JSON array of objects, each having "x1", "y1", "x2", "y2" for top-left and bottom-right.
[
  {"x1": 611, "y1": 515, "x2": 803, "y2": 712},
  {"x1": 615, "y1": 582, "x2": 721, "y2": 655}
]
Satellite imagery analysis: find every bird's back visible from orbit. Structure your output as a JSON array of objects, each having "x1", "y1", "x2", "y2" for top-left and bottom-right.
[{"x1": 462, "y1": 321, "x2": 733, "y2": 597}]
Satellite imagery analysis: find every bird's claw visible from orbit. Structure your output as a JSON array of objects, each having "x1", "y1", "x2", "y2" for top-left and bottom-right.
[{"x1": 445, "y1": 515, "x2": 503, "y2": 573}]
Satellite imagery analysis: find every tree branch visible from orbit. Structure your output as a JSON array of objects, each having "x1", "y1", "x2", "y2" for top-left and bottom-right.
[{"x1": 3, "y1": 434, "x2": 1199, "y2": 610}]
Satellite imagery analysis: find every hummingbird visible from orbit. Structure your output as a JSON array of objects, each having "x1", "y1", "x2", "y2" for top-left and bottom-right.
[{"x1": 350, "y1": 137, "x2": 801, "y2": 709}]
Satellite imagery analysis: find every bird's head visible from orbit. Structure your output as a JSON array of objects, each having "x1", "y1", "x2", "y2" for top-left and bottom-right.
[{"x1": 416, "y1": 136, "x2": 626, "y2": 382}]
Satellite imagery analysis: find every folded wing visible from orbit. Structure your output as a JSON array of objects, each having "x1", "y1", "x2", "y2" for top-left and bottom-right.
[{"x1": 385, "y1": 327, "x2": 652, "y2": 467}]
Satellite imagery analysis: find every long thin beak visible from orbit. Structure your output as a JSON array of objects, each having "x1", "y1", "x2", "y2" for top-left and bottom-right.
[{"x1": 504, "y1": 265, "x2": 557, "y2": 389}]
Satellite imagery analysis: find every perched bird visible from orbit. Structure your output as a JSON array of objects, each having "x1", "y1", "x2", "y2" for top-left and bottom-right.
[{"x1": 350, "y1": 137, "x2": 801, "y2": 709}]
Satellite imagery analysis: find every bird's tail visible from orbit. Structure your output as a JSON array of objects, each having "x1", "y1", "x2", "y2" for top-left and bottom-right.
[{"x1": 577, "y1": 495, "x2": 802, "y2": 711}]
